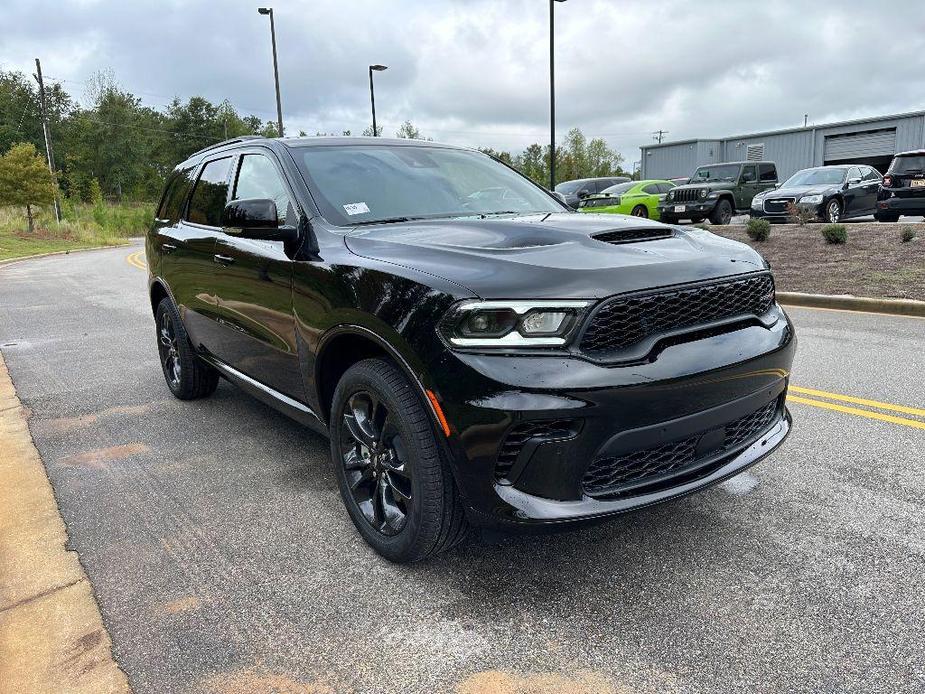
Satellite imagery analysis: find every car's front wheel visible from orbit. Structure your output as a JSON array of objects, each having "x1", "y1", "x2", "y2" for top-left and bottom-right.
[
  {"x1": 824, "y1": 198, "x2": 842, "y2": 223},
  {"x1": 155, "y1": 298, "x2": 219, "y2": 400},
  {"x1": 330, "y1": 358, "x2": 468, "y2": 562},
  {"x1": 709, "y1": 199, "x2": 733, "y2": 225}
]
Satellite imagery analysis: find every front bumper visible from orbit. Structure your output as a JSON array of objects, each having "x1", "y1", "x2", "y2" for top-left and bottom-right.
[
  {"x1": 749, "y1": 202, "x2": 822, "y2": 221},
  {"x1": 658, "y1": 200, "x2": 716, "y2": 218},
  {"x1": 429, "y1": 305, "x2": 796, "y2": 527}
]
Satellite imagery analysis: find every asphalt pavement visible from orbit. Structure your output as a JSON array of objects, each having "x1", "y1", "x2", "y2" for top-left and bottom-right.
[{"x1": 1, "y1": 244, "x2": 923, "y2": 693}]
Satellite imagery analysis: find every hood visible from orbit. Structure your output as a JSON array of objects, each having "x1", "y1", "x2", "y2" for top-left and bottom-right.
[
  {"x1": 343, "y1": 213, "x2": 766, "y2": 300},
  {"x1": 673, "y1": 181, "x2": 735, "y2": 192},
  {"x1": 758, "y1": 183, "x2": 840, "y2": 198}
]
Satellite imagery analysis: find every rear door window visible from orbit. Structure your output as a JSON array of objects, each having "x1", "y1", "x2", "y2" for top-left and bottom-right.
[
  {"x1": 758, "y1": 163, "x2": 777, "y2": 182},
  {"x1": 186, "y1": 157, "x2": 232, "y2": 227},
  {"x1": 642, "y1": 184, "x2": 660, "y2": 195}
]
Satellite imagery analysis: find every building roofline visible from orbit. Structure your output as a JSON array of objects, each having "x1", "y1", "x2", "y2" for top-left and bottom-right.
[{"x1": 640, "y1": 110, "x2": 925, "y2": 151}]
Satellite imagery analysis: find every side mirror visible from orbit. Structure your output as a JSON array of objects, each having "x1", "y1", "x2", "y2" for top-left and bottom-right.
[
  {"x1": 221, "y1": 198, "x2": 298, "y2": 242},
  {"x1": 577, "y1": 189, "x2": 590, "y2": 199},
  {"x1": 773, "y1": 182, "x2": 782, "y2": 189},
  {"x1": 847, "y1": 177, "x2": 862, "y2": 186}
]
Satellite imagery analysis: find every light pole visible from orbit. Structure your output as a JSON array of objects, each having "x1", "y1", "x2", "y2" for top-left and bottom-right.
[
  {"x1": 368, "y1": 64, "x2": 388, "y2": 137},
  {"x1": 549, "y1": 0, "x2": 566, "y2": 190},
  {"x1": 258, "y1": 7, "x2": 284, "y2": 137}
]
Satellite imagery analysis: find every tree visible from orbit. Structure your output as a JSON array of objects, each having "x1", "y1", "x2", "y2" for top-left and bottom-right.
[
  {"x1": 395, "y1": 121, "x2": 430, "y2": 140},
  {"x1": 0, "y1": 142, "x2": 59, "y2": 232},
  {"x1": 361, "y1": 124, "x2": 384, "y2": 137}
]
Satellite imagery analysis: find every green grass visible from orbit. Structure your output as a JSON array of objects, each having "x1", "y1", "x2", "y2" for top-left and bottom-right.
[{"x1": 0, "y1": 201, "x2": 154, "y2": 261}]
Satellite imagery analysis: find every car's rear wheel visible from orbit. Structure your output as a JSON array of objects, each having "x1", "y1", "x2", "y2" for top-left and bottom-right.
[
  {"x1": 330, "y1": 358, "x2": 468, "y2": 563},
  {"x1": 709, "y1": 199, "x2": 733, "y2": 225},
  {"x1": 155, "y1": 298, "x2": 219, "y2": 400},
  {"x1": 631, "y1": 205, "x2": 648, "y2": 218},
  {"x1": 825, "y1": 199, "x2": 842, "y2": 224}
]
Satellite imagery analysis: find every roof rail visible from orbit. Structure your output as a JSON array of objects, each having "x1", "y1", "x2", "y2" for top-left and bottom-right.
[{"x1": 189, "y1": 135, "x2": 265, "y2": 158}]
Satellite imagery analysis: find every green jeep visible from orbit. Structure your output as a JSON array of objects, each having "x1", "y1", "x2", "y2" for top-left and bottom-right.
[{"x1": 658, "y1": 161, "x2": 778, "y2": 225}]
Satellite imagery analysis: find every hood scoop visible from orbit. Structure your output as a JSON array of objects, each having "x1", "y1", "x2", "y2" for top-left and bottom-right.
[{"x1": 593, "y1": 227, "x2": 674, "y2": 245}]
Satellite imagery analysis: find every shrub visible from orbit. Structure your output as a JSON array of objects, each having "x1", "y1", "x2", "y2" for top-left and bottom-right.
[
  {"x1": 821, "y1": 224, "x2": 847, "y2": 245},
  {"x1": 746, "y1": 218, "x2": 771, "y2": 242},
  {"x1": 901, "y1": 226, "x2": 917, "y2": 243},
  {"x1": 785, "y1": 201, "x2": 817, "y2": 226}
]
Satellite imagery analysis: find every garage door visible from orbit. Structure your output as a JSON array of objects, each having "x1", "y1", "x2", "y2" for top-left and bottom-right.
[{"x1": 824, "y1": 128, "x2": 896, "y2": 160}]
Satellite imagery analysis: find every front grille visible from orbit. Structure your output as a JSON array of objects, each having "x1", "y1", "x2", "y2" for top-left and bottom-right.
[
  {"x1": 495, "y1": 419, "x2": 579, "y2": 482},
  {"x1": 582, "y1": 398, "x2": 781, "y2": 498},
  {"x1": 670, "y1": 188, "x2": 702, "y2": 203},
  {"x1": 579, "y1": 274, "x2": 775, "y2": 358},
  {"x1": 593, "y1": 228, "x2": 673, "y2": 245},
  {"x1": 763, "y1": 197, "x2": 794, "y2": 214}
]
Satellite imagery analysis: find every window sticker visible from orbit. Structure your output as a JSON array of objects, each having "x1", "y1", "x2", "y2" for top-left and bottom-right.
[{"x1": 343, "y1": 202, "x2": 370, "y2": 215}]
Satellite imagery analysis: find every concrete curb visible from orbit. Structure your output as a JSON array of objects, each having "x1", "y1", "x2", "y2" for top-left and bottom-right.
[
  {"x1": 778, "y1": 291, "x2": 925, "y2": 317},
  {"x1": 0, "y1": 242, "x2": 133, "y2": 269}
]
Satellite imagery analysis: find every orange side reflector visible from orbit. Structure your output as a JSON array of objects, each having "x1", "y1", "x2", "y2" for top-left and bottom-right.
[{"x1": 425, "y1": 390, "x2": 451, "y2": 437}]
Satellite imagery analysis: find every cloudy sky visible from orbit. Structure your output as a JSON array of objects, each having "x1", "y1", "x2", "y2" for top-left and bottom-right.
[{"x1": 3, "y1": 0, "x2": 924, "y2": 165}]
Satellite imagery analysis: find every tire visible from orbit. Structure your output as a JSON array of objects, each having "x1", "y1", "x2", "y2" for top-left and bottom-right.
[
  {"x1": 824, "y1": 198, "x2": 842, "y2": 224},
  {"x1": 709, "y1": 199, "x2": 733, "y2": 225},
  {"x1": 155, "y1": 298, "x2": 219, "y2": 400},
  {"x1": 631, "y1": 205, "x2": 649, "y2": 218},
  {"x1": 330, "y1": 358, "x2": 468, "y2": 563},
  {"x1": 875, "y1": 213, "x2": 900, "y2": 223}
]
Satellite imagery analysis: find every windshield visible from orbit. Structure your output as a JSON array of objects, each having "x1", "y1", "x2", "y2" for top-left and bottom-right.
[
  {"x1": 783, "y1": 168, "x2": 847, "y2": 187},
  {"x1": 689, "y1": 164, "x2": 740, "y2": 183},
  {"x1": 296, "y1": 145, "x2": 563, "y2": 226},
  {"x1": 600, "y1": 182, "x2": 635, "y2": 195},
  {"x1": 889, "y1": 155, "x2": 925, "y2": 174},
  {"x1": 554, "y1": 180, "x2": 585, "y2": 193}
]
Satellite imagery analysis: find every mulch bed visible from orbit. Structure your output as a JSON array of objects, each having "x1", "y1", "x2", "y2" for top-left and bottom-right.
[{"x1": 710, "y1": 223, "x2": 925, "y2": 301}]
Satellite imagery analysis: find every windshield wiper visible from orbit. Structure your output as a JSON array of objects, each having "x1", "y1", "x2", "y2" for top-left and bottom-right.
[{"x1": 350, "y1": 216, "x2": 419, "y2": 226}]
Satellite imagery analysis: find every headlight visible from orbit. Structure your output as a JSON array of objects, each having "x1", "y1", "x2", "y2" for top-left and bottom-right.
[
  {"x1": 751, "y1": 196, "x2": 764, "y2": 210},
  {"x1": 699, "y1": 189, "x2": 708, "y2": 199},
  {"x1": 800, "y1": 194, "x2": 823, "y2": 204},
  {"x1": 440, "y1": 300, "x2": 592, "y2": 348}
]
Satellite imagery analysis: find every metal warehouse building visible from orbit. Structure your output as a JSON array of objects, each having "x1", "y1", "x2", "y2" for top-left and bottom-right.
[{"x1": 640, "y1": 111, "x2": 925, "y2": 181}]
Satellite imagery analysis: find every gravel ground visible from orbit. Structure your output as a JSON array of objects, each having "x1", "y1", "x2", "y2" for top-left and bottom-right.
[{"x1": 0, "y1": 245, "x2": 923, "y2": 693}]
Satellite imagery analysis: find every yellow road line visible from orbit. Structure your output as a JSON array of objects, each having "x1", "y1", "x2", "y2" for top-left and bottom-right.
[
  {"x1": 125, "y1": 250, "x2": 147, "y2": 270},
  {"x1": 788, "y1": 395, "x2": 925, "y2": 430},
  {"x1": 790, "y1": 386, "x2": 925, "y2": 418}
]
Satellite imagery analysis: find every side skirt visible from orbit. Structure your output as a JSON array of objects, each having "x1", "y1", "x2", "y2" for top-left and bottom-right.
[{"x1": 200, "y1": 354, "x2": 329, "y2": 437}]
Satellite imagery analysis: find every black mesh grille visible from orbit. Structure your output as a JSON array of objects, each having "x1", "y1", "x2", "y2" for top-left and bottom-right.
[
  {"x1": 580, "y1": 274, "x2": 775, "y2": 357},
  {"x1": 763, "y1": 197, "x2": 794, "y2": 214},
  {"x1": 593, "y1": 228, "x2": 673, "y2": 245},
  {"x1": 582, "y1": 398, "x2": 781, "y2": 498},
  {"x1": 495, "y1": 420, "x2": 578, "y2": 481}
]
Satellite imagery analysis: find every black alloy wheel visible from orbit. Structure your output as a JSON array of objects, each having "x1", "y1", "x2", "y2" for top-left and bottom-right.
[
  {"x1": 710, "y1": 199, "x2": 733, "y2": 225},
  {"x1": 330, "y1": 358, "x2": 468, "y2": 562},
  {"x1": 154, "y1": 298, "x2": 219, "y2": 400},
  {"x1": 158, "y1": 309, "x2": 182, "y2": 390},
  {"x1": 338, "y1": 390, "x2": 413, "y2": 536},
  {"x1": 631, "y1": 205, "x2": 649, "y2": 218}
]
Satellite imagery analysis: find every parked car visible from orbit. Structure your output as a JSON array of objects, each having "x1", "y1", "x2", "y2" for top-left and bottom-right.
[
  {"x1": 659, "y1": 161, "x2": 778, "y2": 225},
  {"x1": 554, "y1": 176, "x2": 630, "y2": 208},
  {"x1": 147, "y1": 136, "x2": 794, "y2": 562},
  {"x1": 576, "y1": 179, "x2": 676, "y2": 219},
  {"x1": 876, "y1": 150, "x2": 925, "y2": 222},
  {"x1": 750, "y1": 165, "x2": 881, "y2": 223}
]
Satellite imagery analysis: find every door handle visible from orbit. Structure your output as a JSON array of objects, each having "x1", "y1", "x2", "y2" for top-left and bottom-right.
[
  {"x1": 162, "y1": 243, "x2": 177, "y2": 254},
  {"x1": 213, "y1": 254, "x2": 235, "y2": 266}
]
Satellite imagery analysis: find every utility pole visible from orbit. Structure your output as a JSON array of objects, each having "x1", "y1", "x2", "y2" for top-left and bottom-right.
[
  {"x1": 33, "y1": 58, "x2": 61, "y2": 223},
  {"x1": 803, "y1": 114, "x2": 808, "y2": 127},
  {"x1": 258, "y1": 7, "x2": 284, "y2": 137},
  {"x1": 652, "y1": 129, "x2": 668, "y2": 144},
  {"x1": 549, "y1": 0, "x2": 567, "y2": 190}
]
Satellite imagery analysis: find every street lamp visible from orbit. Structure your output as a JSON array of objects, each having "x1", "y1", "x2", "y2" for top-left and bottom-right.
[
  {"x1": 258, "y1": 7, "x2": 284, "y2": 137},
  {"x1": 368, "y1": 64, "x2": 388, "y2": 137},
  {"x1": 549, "y1": 0, "x2": 566, "y2": 190}
]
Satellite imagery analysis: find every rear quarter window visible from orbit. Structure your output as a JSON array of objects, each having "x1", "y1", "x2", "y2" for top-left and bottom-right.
[
  {"x1": 186, "y1": 157, "x2": 233, "y2": 227},
  {"x1": 157, "y1": 167, "x2": 195, "y2": 223},
  {"x1": 759, "y1": 163, "x2": 777, "y2": 182}
]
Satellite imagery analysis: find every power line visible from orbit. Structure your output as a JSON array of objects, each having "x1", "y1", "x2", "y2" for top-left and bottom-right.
[{"x1": 652, "y1": 129, "x2": 668, "y2": 144}]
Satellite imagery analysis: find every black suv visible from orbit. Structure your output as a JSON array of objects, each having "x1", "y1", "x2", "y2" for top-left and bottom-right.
[
  {"x1": 876, "y1": 150, "x2": 925, "y2": 221},
  {"x1": 147, "y1": 136, "x2": 795, "y2": 562},
  {"x1": 660, "y1": 161, "x2": 778, "y2": 225}
]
